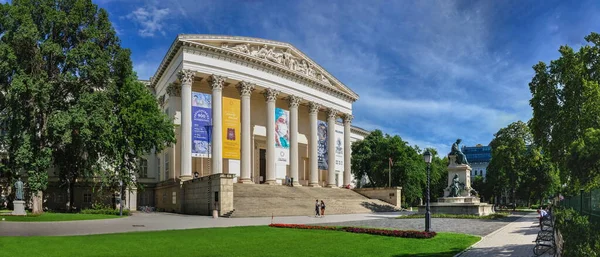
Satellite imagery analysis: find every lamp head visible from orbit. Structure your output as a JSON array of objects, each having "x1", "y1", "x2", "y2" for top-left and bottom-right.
[{"x1": 423, "y1": 150, "x2": 432, "y2": 164}]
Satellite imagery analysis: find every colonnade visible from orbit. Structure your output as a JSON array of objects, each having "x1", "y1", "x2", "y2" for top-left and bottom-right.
[{"x1": 177, "y1": 69, "x2": 353, "y2": 187}]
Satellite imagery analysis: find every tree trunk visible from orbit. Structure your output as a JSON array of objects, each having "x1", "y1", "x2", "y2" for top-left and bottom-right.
[
  {"x1": 32, "y1": 190, "x2": 43, "y2": 214},
  {"x1": 69, "y1": 179, "x2": 75, "y2": 212}
]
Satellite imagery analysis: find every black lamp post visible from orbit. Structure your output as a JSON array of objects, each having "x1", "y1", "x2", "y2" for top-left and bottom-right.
[
  {"x1": 205, "y1": 124, "x2": 213, "y2": 174},
  {"x1": 423, "y1": 150, "x2": 432, "y2": 232}
]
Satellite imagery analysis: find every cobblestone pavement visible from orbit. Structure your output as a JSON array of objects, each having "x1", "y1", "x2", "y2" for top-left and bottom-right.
[{"x1": 315, "y1": 214, "x2": 524, "y2": 236}]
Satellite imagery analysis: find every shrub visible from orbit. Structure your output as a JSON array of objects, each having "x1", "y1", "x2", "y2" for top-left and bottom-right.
[
  {"x1": 80, "y1": 204, "x2": 130, "y2": 216},
  {"x1": 554, "y1": 207, "x2": 600, "y2": 257},
  {"x1": 268, "y1": 224, "x2": 437, "y2": 239}
]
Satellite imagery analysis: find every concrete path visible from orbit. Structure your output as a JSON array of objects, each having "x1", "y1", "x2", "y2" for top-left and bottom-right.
[
  {"x1": 0, "y1": 211, "x2": 406, "y2": 236},
  {"x1": 457, "y1": 213, "x2": 552, "y2": 257}
]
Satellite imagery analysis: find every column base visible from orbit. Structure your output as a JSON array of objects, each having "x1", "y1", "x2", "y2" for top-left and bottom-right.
[
  {"x1": 179, "y1": 175, "x2": 192, "y2": 182},
  {"x1": 264, "y1": 180, "x2": 278, "y2": 185},
  {"x1": 292, "y1": 182, "x2": 302, "y2": 187},
  {"x1": 238, "y1": 179, "x2": 254, "y2": 184},
  {"x1": 325, "y1": 184, "x2": 338, "y2": 188},
  {"x1": 308, "y1": 183, "x2": 321, "y2": 187}
]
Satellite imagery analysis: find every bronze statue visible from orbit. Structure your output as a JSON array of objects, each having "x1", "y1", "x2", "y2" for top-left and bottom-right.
[
  {"x1": 14, "y1": 178, "x2": 24, "y2": 201},
  {"x1": 450, "y1": 139, "x2": 469, "y2": 165},
  {"x1": 449, "y1": 174, "x2": 461, "y2": 197}
]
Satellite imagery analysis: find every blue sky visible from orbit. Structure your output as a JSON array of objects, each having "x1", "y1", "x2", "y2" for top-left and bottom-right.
[{"x1": 61, "y1": 0, "x2": 600, "y2": 152}]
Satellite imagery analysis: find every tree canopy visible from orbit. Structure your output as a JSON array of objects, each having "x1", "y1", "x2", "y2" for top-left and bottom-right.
[
  {"x1": 529, "y1": 32, "x2": 600, "y2": 192},
  {"x1": 0, "y1": 0, "x2": 175, "y2": 212}
]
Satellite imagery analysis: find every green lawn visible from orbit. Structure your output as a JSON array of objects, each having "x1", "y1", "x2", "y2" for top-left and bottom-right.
[
  {"x1": 396, "y1": 212, "x2": 510, "y2": 220},
  {"x1": 0, "y1": 226, "x2": 480, "y2": 257},
  {"x1": 0, "y1": 212, "x2": 122, "y2": 222}
]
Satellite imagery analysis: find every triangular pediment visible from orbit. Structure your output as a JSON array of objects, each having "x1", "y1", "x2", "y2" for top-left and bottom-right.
[{"x1": 178, "y1": 35, "x2": 358, "y2": 101}]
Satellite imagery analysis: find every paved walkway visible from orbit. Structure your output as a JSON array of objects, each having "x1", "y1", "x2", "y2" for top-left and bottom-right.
[
  {"x1": 0, "y1": 211, "x2": 404, "y2": 236},
  {"x1": 457, "y1": 213, "x2": 552, "y2": 257}
]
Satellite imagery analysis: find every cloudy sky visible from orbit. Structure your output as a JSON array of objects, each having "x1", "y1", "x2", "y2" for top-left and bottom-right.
[{"x1": 91, "y1": 0, "x2": 600, "y2": 152}]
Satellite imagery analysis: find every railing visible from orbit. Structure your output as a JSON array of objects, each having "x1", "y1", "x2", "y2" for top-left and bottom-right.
[{"x1": 560, "y1": 189, "x2": 600, "y2": 224}]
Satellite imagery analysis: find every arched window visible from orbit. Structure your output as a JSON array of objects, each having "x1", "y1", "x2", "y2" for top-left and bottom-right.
[{"x1": 480, "y1": 170, "x2": 483, "y2": 176}]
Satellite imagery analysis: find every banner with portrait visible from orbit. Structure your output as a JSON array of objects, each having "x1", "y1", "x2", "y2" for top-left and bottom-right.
[
  {"x1": 275, "y1": 108, "x2": 290, "y2": 164},
  {"x1": 335, "y1": 124, "x2": 344, "y2": 172},
  {"x1": 192, "y1": 92, "x2": 212, "y2": 157},
  {"x1": 317, "y1": 120, "x2": 328, "y2": 170},
  {"x1": 222, "y1": 97, "x2": 241, "y2": 159}
]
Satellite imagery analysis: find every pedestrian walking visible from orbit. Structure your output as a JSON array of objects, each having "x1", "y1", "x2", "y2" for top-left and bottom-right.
[{"x1": 314, "y1": 199, "x2": 320, "y2": 217}]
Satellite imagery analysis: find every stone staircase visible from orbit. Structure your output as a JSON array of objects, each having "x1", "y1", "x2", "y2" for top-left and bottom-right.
[{"x1": 230, "y1": 184, "x2": 399, "y2": 217}]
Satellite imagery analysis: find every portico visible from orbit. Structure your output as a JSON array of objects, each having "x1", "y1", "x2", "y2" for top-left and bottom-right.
[{"x1": 150, "y1": 35, "x2": 363, "y2": 212}]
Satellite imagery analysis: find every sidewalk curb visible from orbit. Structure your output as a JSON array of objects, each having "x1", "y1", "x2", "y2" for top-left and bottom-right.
[{"x1": 453, "y1": 214, "x2": 535, "y2": 257}]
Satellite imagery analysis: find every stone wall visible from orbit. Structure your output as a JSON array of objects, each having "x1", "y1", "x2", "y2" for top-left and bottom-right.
[
  {"x1": 353, "y1": 187, "x2": 402, "y2": 208},
  {"x1": 181, "y1": 173, "x2": 234, "y2": 216},
  {"x1": 154, "y1": 181, "x2": 182, "y2": 213}
]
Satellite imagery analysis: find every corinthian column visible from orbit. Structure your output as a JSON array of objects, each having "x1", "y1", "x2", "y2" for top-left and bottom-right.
[
  {"x1": 264, "y1": 88, "x2": 279, "y2": 185},
  {"x1": 209, "y1": 74, "x2": 226, "y2": 174},
  {"x1": 288, "y1": 95, "x2": 302, "y2": 186},
  {"x1": 237, "y1": 82, "x2": 255, "y2": 183},
  {"x1": 343, "y1": 114, "x2": 353, "y2": 186},
  {"x1": 326, "y1": 108, "x2": 338, "y2": 188},
  {"x1": 178, "y1": 69, "x2": 194, "y2": 179},
  {"x1": 308, "y1": 102, "x2": 320, "y2": 187}
]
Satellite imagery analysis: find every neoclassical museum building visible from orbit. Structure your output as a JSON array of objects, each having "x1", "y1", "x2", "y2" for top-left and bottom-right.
[
  {"x1": 133, "y1": 35, "x2": 369, "y2": 212},
  {"x1": 3, "y1": 35, "x2": 370, "y2": 213}
]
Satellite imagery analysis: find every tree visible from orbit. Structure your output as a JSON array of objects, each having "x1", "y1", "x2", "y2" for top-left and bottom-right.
[
  {"x1": 487, "y1": 121, "x2": 532, "y2": 208},
  {"x1": 529, "y1": 32, "x2": 600, "y2": 191},
  {"x1": 351, "y1": 130, "x2": 430, "y2": 206},
  {"x1": 0, "y1": 0, "x2": 174, "y2": 212}
]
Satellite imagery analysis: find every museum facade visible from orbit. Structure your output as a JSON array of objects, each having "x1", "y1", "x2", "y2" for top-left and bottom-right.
[{"x1": 136, "y1": 35, "x2": 368, "y2": 211}]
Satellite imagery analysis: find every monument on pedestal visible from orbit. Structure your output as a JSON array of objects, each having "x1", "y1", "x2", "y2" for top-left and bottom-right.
[
  {"x1": 12, "y1": 178, "x2": 26, "y2": 216},
  {"x1": 419, "y1": 139, "x2": 494, "y2": 216}
]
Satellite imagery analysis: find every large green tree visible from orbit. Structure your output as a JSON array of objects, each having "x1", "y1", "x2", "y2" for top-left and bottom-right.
[
  {"x1": 351, "y1": 130, "x2": 446, "y2": 206},
  {"x1": 0, "y1": 0, "x2": 174, "y2": 212},
  {"x1": 529, "y1": 32, "x2": 600, "y2": 192}
]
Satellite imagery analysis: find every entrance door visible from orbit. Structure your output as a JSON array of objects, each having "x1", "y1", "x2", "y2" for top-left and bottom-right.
[{"x1": 259, "y1": 149, "x2": 266, "y2": 184}]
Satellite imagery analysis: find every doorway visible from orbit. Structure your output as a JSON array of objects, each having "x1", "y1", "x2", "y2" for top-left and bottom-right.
[{"x1": 259, "y1": 149, "x2": 266, "y2": 184}]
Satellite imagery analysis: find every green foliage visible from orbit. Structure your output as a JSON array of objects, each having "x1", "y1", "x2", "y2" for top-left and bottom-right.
[
  {"x1": 529, "y1": 32, "x2": 600, "y2": 191},
  {"x1": 351, "y1": 130, "x2": 436, "y2": 205},
  {"x1": 80, "y1": 207, "x2": 130, "y2": 216},
  {"x1": 554, "y1": 207, "x2": 600, "y2": 257},
  {"x1": 395, "y1": 212, "x2": 509, "y2": 220},
  {"x1": 0, "y1": 0, "x2": 175, "y2": 211}
]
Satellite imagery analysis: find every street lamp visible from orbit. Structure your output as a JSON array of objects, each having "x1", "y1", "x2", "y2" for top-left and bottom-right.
[{"x1": 423, "y1": 150, "x2": 432, "y2": 232}]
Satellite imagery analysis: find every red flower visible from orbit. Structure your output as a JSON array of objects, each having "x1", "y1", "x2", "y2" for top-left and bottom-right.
[{"x1": 269, "y1": 224, "x2": 436, "y2": 239}]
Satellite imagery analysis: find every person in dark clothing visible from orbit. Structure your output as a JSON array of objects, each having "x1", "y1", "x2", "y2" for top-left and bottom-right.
[
  {"x1": 315, "y1": 200, "x2": 320, "y2": 217},
  {"x1": 320, "y1": 200, "x2": 326, "y2": 217}
]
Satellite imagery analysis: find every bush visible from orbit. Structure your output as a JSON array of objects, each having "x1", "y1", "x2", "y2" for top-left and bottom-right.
[
  {"x1": 396, "y1": 213, "x2": 509, "y2": 220},
  {"x1": 268, "y1": 223, "x2": 437, "y2": 239},
  {"x1": 554, "y1": 207, "x2": 600, "y2": 257},
  {"x1": 80, "y1": 203, "x2": 130, "y2": 216}
]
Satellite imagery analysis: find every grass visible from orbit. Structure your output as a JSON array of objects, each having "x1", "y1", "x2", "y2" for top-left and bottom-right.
[
  {"x1": 0, "y1": 226, "x2": 480, "y2": 257},
  {"x1": 0, "y1": 212, "x2": 123, "y2": 222},
  {"x1": 396, "y1": 212, "x2": 510, "y2": 220}
]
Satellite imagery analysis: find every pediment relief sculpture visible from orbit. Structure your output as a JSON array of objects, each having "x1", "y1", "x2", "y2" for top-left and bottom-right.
[{"x1": 221, "y1": 43, "x2": 332, "y2": 87}]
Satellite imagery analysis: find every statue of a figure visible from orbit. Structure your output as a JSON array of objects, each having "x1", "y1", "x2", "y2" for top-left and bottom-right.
[
  {"x1": 449, "y1": 174, "x2": 461, "y2": 197},
  {"x1": 14, "y1": 178, "x2": 24, "y2": 201},
  {"x1": 449, "y1": 138, "x2": 469, "y2": 165}
]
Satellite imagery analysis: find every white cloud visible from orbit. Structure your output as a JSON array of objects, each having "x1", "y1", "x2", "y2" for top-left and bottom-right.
[{"x1": 126, "y1": 5, "x2": 170, "y2": 37}]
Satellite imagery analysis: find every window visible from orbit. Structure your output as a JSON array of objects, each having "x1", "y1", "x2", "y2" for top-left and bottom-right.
[
  {"x1": 157, "y1": 157, "x2": 161, "y2": 180},
  {"x1": 83, "y1": 193, "x2": 92, "y2": 204},
  {"x1": 480, "y1": 170, "x2": 483, "y2": 176},
  {"x1": 162, "y1": 192, "x2": 167, "y2": 204},
  {"x1": 139, "y1": 159, "x2": 148, "y2": 178},
  {"x1": 164, "y1": 153, "x2": 169, "y2": 179},
  {"x1": 172, "y1": 191, "x2": 176, "y2": 204}
]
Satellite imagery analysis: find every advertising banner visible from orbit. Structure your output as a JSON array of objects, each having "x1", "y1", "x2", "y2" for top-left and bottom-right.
[
  {"x1": 317, "y1": 120, "x2": 328, "y2": 170},
  {"x1": 222, "y1": 97, "x2": 241, "y2": 159},
  {"x1": 275, "y1": 108, "x2": 290, "y2": 164},
  {"x1": 192, "y1": 92, "x2": 212, "y2": 157},
  {"x1": 335, "y1": 124, "x2": 344, "y2": 172}
]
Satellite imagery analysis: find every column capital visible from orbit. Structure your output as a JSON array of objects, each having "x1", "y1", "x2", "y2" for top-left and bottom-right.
[
  {"x1": 309, "y1": 102, "x2": 320, "y2": 114},
  {"x1": 343, "y1": 114, "x2": 354, "y2": 124},
  {"x1": 263, "y1": 88, "x2": 279, "y2": 102},
  {"x1": 209, "y1": 74, "x2": 227, "y2": 90},
  {"x1": 177, "y1": 69, "x2": 195, "y2": 85},
  {"x1": 236, "y1": 81, "x2": 255, "y2": 97},
  {"x1": 287, "y1": 95, "x2": 302, "y2": 108},
  {"x1": 327, "y1": 108, "x2": 338, "y2": 120},
  {"x1": 166, "y1": 82, "x2": 181, "y2": 97}
]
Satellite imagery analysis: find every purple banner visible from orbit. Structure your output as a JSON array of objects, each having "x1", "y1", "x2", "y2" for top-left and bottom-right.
[{"x1": 192, "y1": 92, "x2": 212, "y2": 157}]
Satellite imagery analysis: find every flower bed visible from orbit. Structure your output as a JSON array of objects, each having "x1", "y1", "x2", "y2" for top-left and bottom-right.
[{"x1": 269, "y1": 223, "x2": 437, "y2": 239}]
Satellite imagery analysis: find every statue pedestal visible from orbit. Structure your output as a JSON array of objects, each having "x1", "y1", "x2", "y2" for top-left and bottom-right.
[
  {"x1": 444, "y1": 155, "x2": 473, "y2": 197},
  {"x1": 12, "y1": 200, "x2": 27, "y2": 216}
]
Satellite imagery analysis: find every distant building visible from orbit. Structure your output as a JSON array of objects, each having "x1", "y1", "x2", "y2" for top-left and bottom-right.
[{"x1": 462, "y1": 144, "x2": 491, "y2": 178}]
